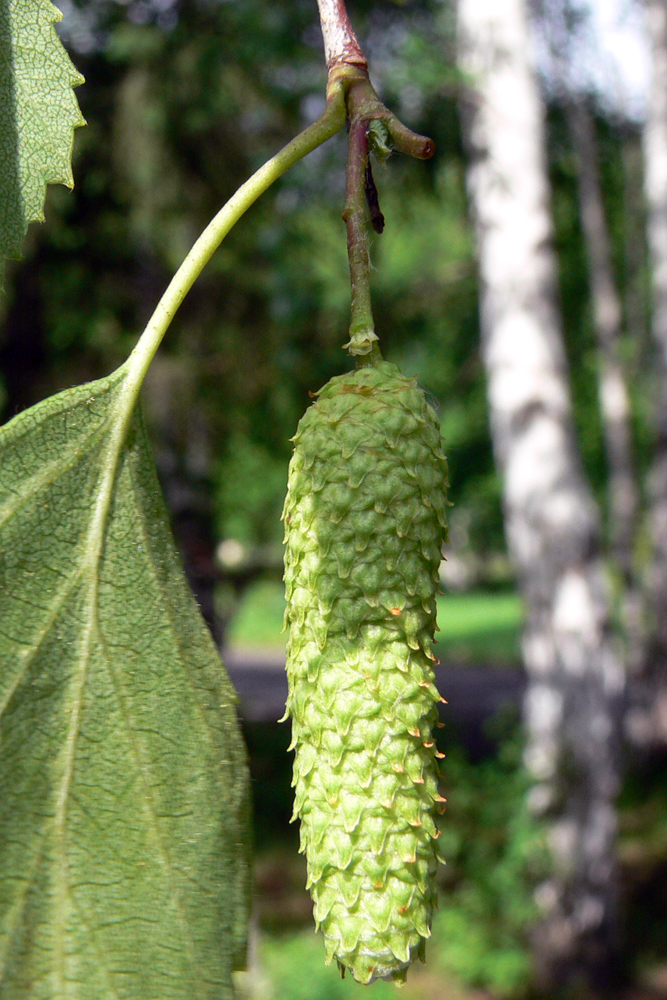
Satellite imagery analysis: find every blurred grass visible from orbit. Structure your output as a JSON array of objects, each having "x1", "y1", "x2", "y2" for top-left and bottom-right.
[
  {"x1": 239, "y1": 927, "x2": 486, "y2": 1000},
  {"x1": 433, "y1": 592, "x2": 522, "y2": 665},
  {"x1": 226, "y1": 580, "x2": 523, "y2": 666},
  {"x1": 228, "y1": 580, "x2": 289, "y2": 650}
]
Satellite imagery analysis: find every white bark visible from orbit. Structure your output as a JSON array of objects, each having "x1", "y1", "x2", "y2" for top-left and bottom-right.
[
  {"x1": 316, "y1": 0, "x2": 366, "y2": 69},
  {"x1": 644, "y1": 1, "x2": 667, "y2": 362},
  {"x1": 457, "y1": 0, "x2": 624, "y2": 985},
  {"x1": 642, "y1": 0, "x2": 667, "y2": 743}
]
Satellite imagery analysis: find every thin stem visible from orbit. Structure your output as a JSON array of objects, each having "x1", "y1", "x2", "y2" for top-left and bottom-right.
[
  {"x1": 385, "y1": 115, "x2": 435, "y2": 160},
  {"x1": 122, "y1": 86, "x2": 346, "y2": 401},
  {"x1": 316, "y1": 0, "x2": 366, "y2": 69},
  {"x1": 314, "y1": 2, "x2": 434, "y2": 359},
  {"x1": 342, "y1": 118, "x2": 378, "y2": 357}
]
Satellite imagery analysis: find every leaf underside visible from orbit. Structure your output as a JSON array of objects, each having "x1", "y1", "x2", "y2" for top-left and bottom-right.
[
  {"x1": 0, "y1": 371, "x2": 250, "y2": 999},
  {"x1": 0, "y1": 0, "x2": 85, "y2": 273}
]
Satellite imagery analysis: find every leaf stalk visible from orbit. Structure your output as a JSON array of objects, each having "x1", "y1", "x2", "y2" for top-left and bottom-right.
[{"x1": 123, "y1": 84, "x2": 347, "y2": 406}]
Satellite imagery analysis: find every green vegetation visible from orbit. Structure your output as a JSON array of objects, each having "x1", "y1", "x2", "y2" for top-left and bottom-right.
[
  {"x1": 0, "y1": 0, "x2": 84, "y2": 272},
  {"x1": 228, "y1": 579, "x2": 289, "y2": 650},
  {"x1": 433, "y1": 734, "x2": 546, "y2": 998},
  {"x1": 227, "y1": 580, "x2": 523, "y2": 665},
  {"x1": 257, "y1": 931, "x2": 403, "y2": 1000},
  {"x1": 434, "y1": 592, "x2": 523, "y2": 665},
  {"x1": 242, "y1": 725, "x2": 544, "y2": 1000}
]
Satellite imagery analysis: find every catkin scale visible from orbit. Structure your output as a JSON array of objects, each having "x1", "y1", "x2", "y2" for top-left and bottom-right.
[{"x1": 282, "y1": 359, "x2": 449, "y2": 985}]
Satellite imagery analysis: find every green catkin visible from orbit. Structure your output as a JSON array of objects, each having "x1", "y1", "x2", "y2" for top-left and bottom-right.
[{"x1": 282, "y1": 358, "x2": 449, "y2": 985}]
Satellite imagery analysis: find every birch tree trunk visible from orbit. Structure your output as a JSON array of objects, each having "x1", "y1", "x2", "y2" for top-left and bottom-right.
[
  {"x1": 457, "y1": 0, "x2": 624, "y2": 986},
  {"x1": 567, "y1": 100, "x2": 642, "y2": 670},
  {"x1": 642, "y1": 0, "x2": 667, "y2": 741}
]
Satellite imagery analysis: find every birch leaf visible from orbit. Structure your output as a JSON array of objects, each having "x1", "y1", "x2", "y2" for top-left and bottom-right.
[
  {"x1": 0, "y1": 369, "x2": 250, "y2": 999},
  {"x1": 0, "y1": 0, "x2": 85, "y2": 271}
]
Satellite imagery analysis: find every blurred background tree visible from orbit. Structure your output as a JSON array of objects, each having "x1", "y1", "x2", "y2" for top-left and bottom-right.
[
  {"x1": 4, "y1": 0, "x2": 667, "y2": 996},
  {"x1": 458, "y1": 0, "x2": 624, "y2": 986}
]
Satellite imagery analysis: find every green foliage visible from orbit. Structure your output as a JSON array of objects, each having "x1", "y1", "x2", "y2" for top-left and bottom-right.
[
  {"x1": 258, "y1": 930, "x2": 404, "y2": 1000},
  {"x1": 0, "y1": 0, "x2": 84, "y2": 273},
  {"x1": 433, "y1": 732, "x2": 548, "y2": 998},
  {"x1": 228, "y1": 580, "x2": 288, "y2": 650},
  {"x1": 0, "y1": 371, "x2": 250, "y2": 997},
  {"x1": 1, "y1": 0, "x2": 650, "y2": 570},
  {"x1": 215, "y1": 433, "x2": 288, "y2": 546},
  {"x1": 2, "y1": 0, "x2": 501, "y2": 559}
]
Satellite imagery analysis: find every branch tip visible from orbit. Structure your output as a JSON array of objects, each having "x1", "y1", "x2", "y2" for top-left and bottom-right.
[{"x1": 386, "y1": 117, "x2": 435, "y2": 160}]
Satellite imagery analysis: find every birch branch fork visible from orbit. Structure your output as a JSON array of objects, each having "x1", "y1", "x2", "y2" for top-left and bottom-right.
[
  {"x1": 315, "y1": 0, "x2": 434, "y2": 356},
  {"x1": 317, "y1": 0, "x2": 434, "y2": 159}
]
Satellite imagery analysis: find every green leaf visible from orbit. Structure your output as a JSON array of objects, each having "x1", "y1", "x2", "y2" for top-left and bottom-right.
[
  {"x1": 0, "y1": 0, "x2": 85, "y2": 271},
  {"x1": 0, "y1": 369, "x2": 250, "y2": 999}
]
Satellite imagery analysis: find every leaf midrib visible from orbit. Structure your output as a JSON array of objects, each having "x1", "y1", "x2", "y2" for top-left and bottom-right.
[
  {"x1": 0, "y1": 567, "x2": 85, "y2": 717},
  {"x1": 49, "y1": 379, "x2": 135, "y2": 997},
  {"x1": 47, "y1": 376, "x2": 209, "y2": 993}
]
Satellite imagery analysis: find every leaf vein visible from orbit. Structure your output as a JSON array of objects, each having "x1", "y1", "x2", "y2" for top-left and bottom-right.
[
  {"x1": 68, "y1": 896, "x2": 123, "y2": 1000},
  {"x1": 97, "y1": 628, "x2": 200, "y2": 984},
  {"x1": 0, "y1": 424, "x2": 107, "y2": 532},
  {"x1": 0, "y1": 568, "x2": 84, "y2": 720},
  {"x1": 124, "y1": 450, "x2": 235, "y2": 755},
  {"x1": 0, "y1": 831, "x2": 49, "y2": 983}
]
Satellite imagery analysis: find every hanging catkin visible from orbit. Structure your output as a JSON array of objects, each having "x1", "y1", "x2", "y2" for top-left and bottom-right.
[{"x1": 282, "y1": 358, "x2": 449, "y2": 984}]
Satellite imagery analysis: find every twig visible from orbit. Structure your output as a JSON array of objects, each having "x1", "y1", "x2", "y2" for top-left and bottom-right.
[
  {"x1": 342, "y1": 118, "x2": 378, "y2": 356},
  {"x1": 315, "y1": 0, "x2": 435, "y2": 357},
  {"x1": 316, "y1": 0, "x2": 367, "y2": 69}
]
